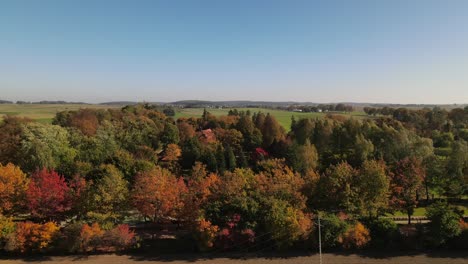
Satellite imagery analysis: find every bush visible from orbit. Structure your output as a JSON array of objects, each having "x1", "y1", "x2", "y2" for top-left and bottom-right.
[
  {"x1": 5, "y1": 222, "x2": 59, "y2": 252},
  {"x1": 364, "y1": 218, "x2": 398, "y2": 248},
  {"x1": 426, "y1": 202, "x2": 462, "y2": 246},
  {"x1": 215, "y1": 214, "x2": 256, "y2": 250},
  {"x1": 315, "y1": 213, "x2": 348, "y2": 248},
  {"x1": 79, "y1": 223, "x2": 105, "y2": 252},
  {"x1": 0, "y1": 215, "x2": 15, "y2": 249},
  {"x1": 193, "y1": 219, "x2": 219, "y2": 252},
  {"x1": 340, "y1": 222, "x2": 371, "y2": 249},
  {"x1": 448, "y1": 220, "x2": 468, "y2": 249},
  {"x1": 57, "y1": 222, "x2": 83, "y2": 253},
  {"x1": 58, "y1": 222, "x2": 137, "y2": 253},
  {"x1": 104, "y1": 224, "x2": 137, "y2": 251}
]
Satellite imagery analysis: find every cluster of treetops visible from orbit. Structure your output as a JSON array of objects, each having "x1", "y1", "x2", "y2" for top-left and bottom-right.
[{"x1": 0, "y1": 104, "x2": 467, "y2": 253}]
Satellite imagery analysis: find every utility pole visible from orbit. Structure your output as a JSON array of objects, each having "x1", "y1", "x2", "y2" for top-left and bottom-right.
[{"x1": 318, "y1": 213, "x2": 322, "y2": 264}]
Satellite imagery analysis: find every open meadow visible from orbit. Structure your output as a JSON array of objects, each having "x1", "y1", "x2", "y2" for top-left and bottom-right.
[
  {"x1": 0, "y1": 104, "x2": 120, "y2": 123},
  {"x1": 0, "y1": 104, "x2": 366, "y2": 129},
  {"x1": 175, "y1": 107, "x2": 366, "y2": 129}
]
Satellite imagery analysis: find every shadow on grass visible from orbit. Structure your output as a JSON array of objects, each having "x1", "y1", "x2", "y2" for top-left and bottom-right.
[
  {"x1": 326, "y1": 248, "x2": 468, "y2": 260},
  {"x1": 1, "y1": 249, "x2": 467, "y2": 262}
]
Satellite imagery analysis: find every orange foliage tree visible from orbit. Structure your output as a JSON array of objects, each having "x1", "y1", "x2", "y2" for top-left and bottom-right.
[
  {"x1": 0, "y1": 163, "x2": 28, "y2": 215},
  {"x1": 340, "y1": 222, "x2": 371, "y2": 249},
  {"x1": 79, "y1": 223, "x2": 105, "y2": 252},
  {"x1": 193, "y1": 218, "x2": 219, "y2": 251},
  {"x1": 8, "y1": 221, "x2": 59, "y2": 252},
  {"x1": 132, "y1": 166, "x2": 187, "y2": 222}
]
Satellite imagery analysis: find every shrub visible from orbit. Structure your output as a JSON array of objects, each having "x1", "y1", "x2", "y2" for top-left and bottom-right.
[
  {"x1": 193, "y1": 219, "x2": 219, "y2": 252},
  {"x1": 79, "y1": 223, "x2": 105, "y2": 252},
  {"x1": 5, "y1": 222, "x2": 59, "y2": 252},
  {"x1": 104, "y1": 224, "x2": 136, "y2": 251},
  {"x1": 58, "y1": 222, "x2": 83, "y2": 253},
  {"x1": 0, "y1": 215, "x2": 15, "y2": 248},
  {"x1": 58, "y1": 223, "x2": 137, "y2": 253},
  {"x1": 340, "y1": 222, "x2": 371, "y2": 249},
  {"x1": 364, "y1": 218, "x2": 398, "y2": 248},
  {"x1": 426, "y1": 201, "x2": 462, "y2": 246},
  {"x1": 448, "y1": 220, "x2": 468, "y2": 249},
  {"x1": 215, "y1": 214, "x2": 256, "y2": 250},
  {"x1": 315, "y1": 213, "x2": 348, "y2": 248}
]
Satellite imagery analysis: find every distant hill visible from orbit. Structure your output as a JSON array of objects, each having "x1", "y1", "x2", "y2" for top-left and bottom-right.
[{"x1": 0, "y1": 100, "x2": 14, "y2": 104}]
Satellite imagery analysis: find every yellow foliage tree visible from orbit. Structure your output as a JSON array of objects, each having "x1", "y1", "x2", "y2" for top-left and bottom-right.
[
  {"x1": 9, "y1": 221, "x2": 59, "y2": 252},
  {"x1": 340, "y1": 222, "x2": 371, "y2": 249}
]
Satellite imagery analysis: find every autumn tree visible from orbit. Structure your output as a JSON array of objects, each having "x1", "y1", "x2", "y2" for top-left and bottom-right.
[
  {"x1": 356, "y1": 160, "x2": 389, "y2": 217},
  {"x1": 264, "y1": 199, "x2": 312, "y2": 248},
  {"x1": 317, "y1": 162, "x2": 358, "y2": 213},
  {"x1": 389, "y1": 157, "x2": 425, "y2": 224},
  {"x1": 0, "y1": 116, "x2": 31, "y2": 165},
  {"x1": 177, "y1": 121, "x2": 196, "y2": 142},
  {"x1": 132, "y1": 166, "x2": 187, "y2": 222},
  {"x1": 261, "y1": 114, "x2": 284, "y2": 147},
  {"x1": 26, "y1": 168, "x2": 72, "y2": 221},
  {"x1": 68, "y1": 109, "x2": 100, "y2": 136},
  {"x1": 86, "y1": 164, "x2": 129, "y2": 224},
  {"x1": 161, "y1": 143, "x2": 182, "y2": 172},
  {"x1": 0, "y1": 163, "x2": 28, "y2": 216},
  {"x1": 289, "y1": 139, "x2": 319, "y2": 175}
]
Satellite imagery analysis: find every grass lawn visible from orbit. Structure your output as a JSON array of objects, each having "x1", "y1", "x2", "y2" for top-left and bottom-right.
[
  {"x1": 388, "y1": 205, "x2": 468, "y2": 217},
  {"x1": 175, "y1": 107, "x2": 367, "y2": 130},
  {"x1": 0, "y1": 104, "x2": 120, "y2": 123}
]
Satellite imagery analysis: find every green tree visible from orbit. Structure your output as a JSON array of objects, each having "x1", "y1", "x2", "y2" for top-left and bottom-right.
[
  {"x1": 215, "y1": 145, "x2": 226, "y2": 174},
  {"x1": 87, "y1": 164, "x2": 129, "y2": 224},
  {"x1": 356, "y1": 160, "x2": 389, "y2": 217},
  {"x1": 317, "y1": 162, "x2": 358, "y2": 213},
  {"x1": 445, "y1": 140, "x2": 468, "y2": 197},
  {"x1": 289, "y1": 140, "x2": 319, "y2": 175},
  {"x1": 19, "y1": 122, "x2": 77, "y2": 174},
  {"x1": 225, "y1": 145, "x2": 237, "y2": 171},
  {"x1": 161, "y1": 122, "x2": 180, "y2": 146}
]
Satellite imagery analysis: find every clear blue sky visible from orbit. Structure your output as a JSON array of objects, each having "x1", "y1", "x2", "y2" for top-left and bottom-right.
[{"x1": 1, "y1": 0, "x2": 468, "y2": 104}]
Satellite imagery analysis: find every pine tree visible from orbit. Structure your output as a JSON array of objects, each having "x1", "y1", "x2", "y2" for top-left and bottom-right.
[
  {"x1": 216, "y1": 145, "x2": 226, "y2": 174},
  {"x1": 225, "y1": 145, "x2": 237, "y2": 170}
]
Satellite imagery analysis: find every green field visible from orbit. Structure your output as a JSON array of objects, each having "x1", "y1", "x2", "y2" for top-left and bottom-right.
[
  {"x1": 0, "y1": 104, "x2": 367, "y2": 129},
  {"x1": 175, "y1": 107, "x2": 367, "y2": 130},
  {"x1": 0, "y1": 104, "x2": 120, "y2": 123}
]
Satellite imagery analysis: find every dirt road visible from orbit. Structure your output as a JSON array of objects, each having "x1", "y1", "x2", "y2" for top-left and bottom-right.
[{"x1": 1, "y1": 251, "x2": 467, "y2": 264}]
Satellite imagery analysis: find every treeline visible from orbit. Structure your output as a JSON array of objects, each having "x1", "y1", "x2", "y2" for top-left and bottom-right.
[
  {"x1": 276, "y1": 103, "x2": 354, "y2": 113},
  {"x1": 0, "y1": 104, "x2": 467, "y2": 254}
]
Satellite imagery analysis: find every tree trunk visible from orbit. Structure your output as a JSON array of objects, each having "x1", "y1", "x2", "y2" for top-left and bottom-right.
[
  {"x1": 407, "y1": 210, "x2": 411, "y2": 225},
  {"x1": 425, "y1": 180, "x2": 429, "y2": 202}
]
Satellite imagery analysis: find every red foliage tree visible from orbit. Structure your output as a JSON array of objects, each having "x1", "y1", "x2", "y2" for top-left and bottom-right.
[
  {"x1": 389, "y1": 157, "x2": 425, "y2": 224},
  {"x1": 26, "y1": 168, "x2": 72, "y2": 220}
]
